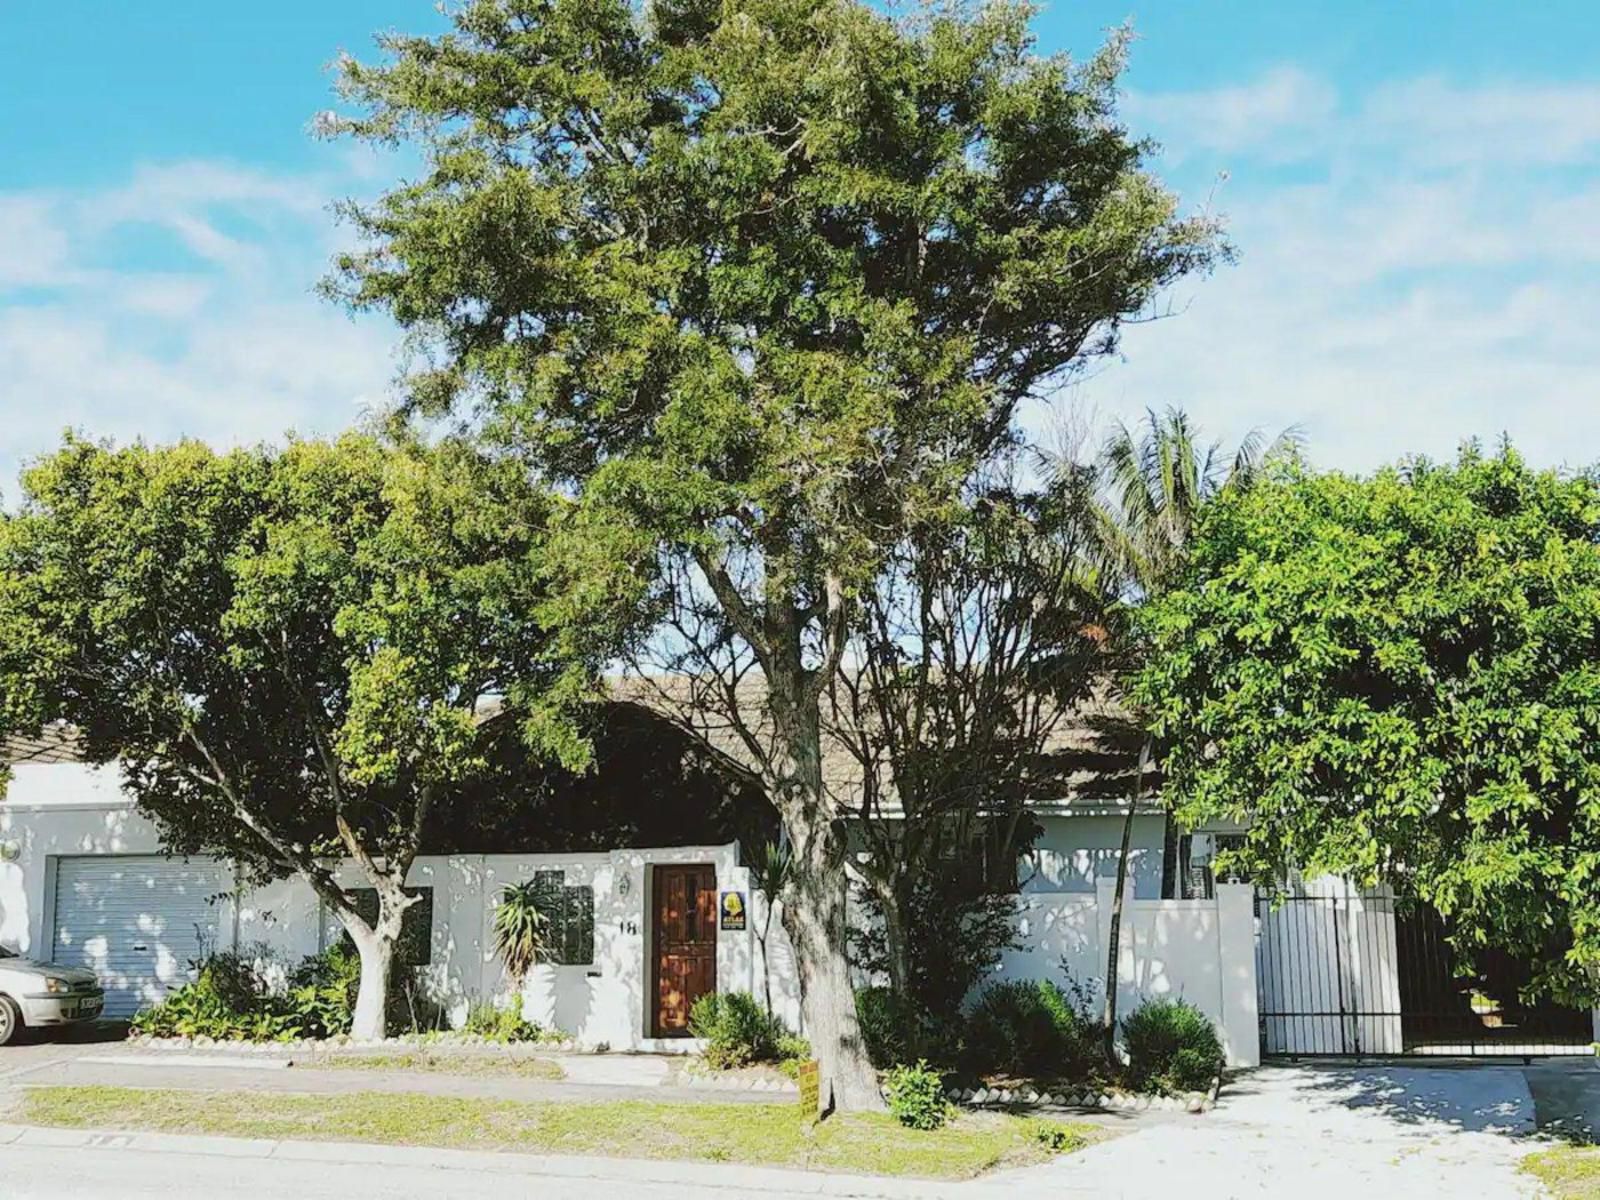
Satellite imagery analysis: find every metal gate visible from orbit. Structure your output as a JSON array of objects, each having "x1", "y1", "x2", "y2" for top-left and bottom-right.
[{"x1": 1256, "y1": 889, "x2": 1593, "y2": 1057}]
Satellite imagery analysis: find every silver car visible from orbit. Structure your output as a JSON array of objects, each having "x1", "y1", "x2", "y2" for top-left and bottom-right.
[{"x1": 0, "y1": 945, "x2": 104, "y2": 1045}]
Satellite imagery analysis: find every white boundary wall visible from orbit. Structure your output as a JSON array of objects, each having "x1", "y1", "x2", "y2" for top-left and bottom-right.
[
  {"x1": 3, "y1": 766, "x2": 1250, "y2": 1062},
  {"x1": 987, "y1": 879, "x2": 1260, "y2": 1067},
  {"x1": 0, "y1": 767, "x2": 804, "y2": 1051}
]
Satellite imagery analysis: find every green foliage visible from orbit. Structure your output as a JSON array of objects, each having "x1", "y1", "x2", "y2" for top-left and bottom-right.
[
  {"x1": 1025, "y1": 1119, "x2": 1082, "y2": 1152},
  {"x1": 964, "y1": 979, "x2": 1095, "y2": 1078},
  {"x1": 852, "y1": 881, "x2": 1023, "y2": 1038},
  {"x1": 1121, "y1": 998, "x2": 1221, "y2": 1095},
  {"x1": 133, "y1": 948, "x2": 359, "y2": 1042},
  {"x1": 1136, "y1": 445, "x2": 1600, "y2": 1001},
  {"x1": 492, "y1": 882, "x2": 550, "y2": 985},
  {"x1": 883, "y1": 1060, "x2": 950, "y2": 1131},
  {"x1": 322, "y1": 0, "x2": 1223, "y2": 1097},
  {"x1": 688, "y1": 991, "x2": 802, "y2": 1070},
  {"x1": 286, "y1": 944, "x2": 362, "y2": 1037},
  {"x1": 0, "y1": 432, "x2": 611, "y2": 1035},
  {"x1": 462, "y1": 999, "x2": 549, "y2": 1044},
  {"x1": 854, "y1": 987, "x2": 914, "y2": 1070},
  {"x1": 854, "y1": 986, "x2": 959, "y2": 1070}
]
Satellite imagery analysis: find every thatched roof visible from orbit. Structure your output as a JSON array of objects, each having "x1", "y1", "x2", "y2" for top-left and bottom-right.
[{"x1": 3, "y1": 678, "x2": 1158, "y2": 816}]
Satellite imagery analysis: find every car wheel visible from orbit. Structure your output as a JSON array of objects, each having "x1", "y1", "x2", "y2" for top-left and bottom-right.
[{"x1": 0, "y1": 996, "x2": 20, "y2": 1046}]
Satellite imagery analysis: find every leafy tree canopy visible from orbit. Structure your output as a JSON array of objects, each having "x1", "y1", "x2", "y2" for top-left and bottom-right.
[
  {"x1": 323, "y1": 0, "x2": 1225, "y2": 1107},
  {"x1": 1135, "y1": 445, "x2": 1600, "y2": 1001},
  {"x1": 0, "y1": 432, "x2": 602, "y2": 1033}
]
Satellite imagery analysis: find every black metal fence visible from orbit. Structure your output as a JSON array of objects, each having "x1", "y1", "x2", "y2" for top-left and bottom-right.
[{"x1": 1256, "y1": 890, "x2": 1592, "y2": 1058}]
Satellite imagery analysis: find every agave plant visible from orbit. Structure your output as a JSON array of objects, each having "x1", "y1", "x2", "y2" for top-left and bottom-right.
[{"x1": 492, "y1": 881, "x2": 549, "y2": 987}]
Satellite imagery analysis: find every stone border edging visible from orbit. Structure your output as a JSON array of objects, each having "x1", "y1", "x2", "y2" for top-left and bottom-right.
[
  {"x1": 677, "y1": 1073, "x2": 800, "y2": 1094},
  {"x1": 127, "y1": 1033, "x2": 582, "y2": 1054},
  {"x1": 946, "y1": 1071, "x2": 1223, "y2": 1115}
]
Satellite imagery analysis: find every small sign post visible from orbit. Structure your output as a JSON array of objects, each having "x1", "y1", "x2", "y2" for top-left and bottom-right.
[{"x1": 797, "y1": 1059, "x2": 821, "y2": 1119}]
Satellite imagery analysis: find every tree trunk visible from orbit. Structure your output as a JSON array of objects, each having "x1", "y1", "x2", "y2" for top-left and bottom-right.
[
  {"x1": 1101, "y1": 737, "x2": 1152, "y2": 1068},
  {"x1": 757, "y1": 910, "x2": 775, "y2": 1015},
  {"x1": 877, "y1": 878, "x2": 911, "y2": 998},
  {"x1": 768, "y1": 680, "x2": 883, "y2": 1113},
  {"x1": 341, "y1": 900, "x2": 403, "y2": 1041},
  {"x1": 781, "y1": 850, "x2": 882, "y2": 1113}
]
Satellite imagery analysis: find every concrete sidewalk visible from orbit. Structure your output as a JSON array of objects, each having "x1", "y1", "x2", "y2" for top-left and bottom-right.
[{"x1": 0, "y1": 1122, "x2": 1017, "y2": 1200}]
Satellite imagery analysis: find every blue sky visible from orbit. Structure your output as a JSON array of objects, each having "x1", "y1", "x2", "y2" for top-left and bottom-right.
[{"x1": 3, "y1": 1, "x2": 1599, "y2": 486}]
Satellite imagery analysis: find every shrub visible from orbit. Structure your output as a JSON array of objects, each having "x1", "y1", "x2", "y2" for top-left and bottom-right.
[
  {"x1": 134, "y1": 946, "x2": 365, "y2": 1043},
  {"x1": 1122, "y1": 998, "x2": 1222, "y2": 1095},
  {"x1": 854, "y1": 987, "x2": 958, "y2": 1069},
  {"x1": 854, "y1": 986, "x2": 913, "y2": 1069},
  {"x1": 133, "y1": 952, "x2": 304, "y2": 1042},
  {"x1": 852, "y1": 874, "x2": 1025, "y2": 1030},
  {"x1": 284, "y1": 944, "x2": 360, "y2": 1036},
  {"x1": 964, "y1": 979, "x2": 1094, "y2": 1078},
  {"x1": 491, "y1": 881, "x2": 549, "y2": 986},
  {"x1": 1025, "y1": 1119, "x2": 1084, "y2": 1152},
  {"x1": 688, "y1": 991, "x2": 796, "y2": 1069},
  {"x1": 463, "y1": 999, "x2": 548, "y2": 1043},
  {"x1": 884, "y1": 1060, "x2": 951, "y2": 1130}
]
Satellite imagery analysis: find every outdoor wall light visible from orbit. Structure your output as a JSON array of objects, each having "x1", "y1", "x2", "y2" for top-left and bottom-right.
[
  {"x1": 617, "y1": 871, "x2": 632, "y2": 897},
  {"x1": 0, "y1": 841, "x2": 18, "y2": 863}
]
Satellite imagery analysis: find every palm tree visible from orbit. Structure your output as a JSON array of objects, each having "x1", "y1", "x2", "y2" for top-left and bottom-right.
[
  {"x1": 749, "y1": 840, "x2": 793, "y2": 1014},
  {"x1": 1093, "y1": 407, "x2": 1300, "y2": 1064},
  {"x1": 492, "y1": 881, "x2": 549, "y2": 991}
]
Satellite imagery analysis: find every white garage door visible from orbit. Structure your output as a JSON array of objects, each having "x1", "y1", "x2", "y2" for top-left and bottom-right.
[{"x1": 52, "y1": 856, "x2": 229, "y2": 1018}]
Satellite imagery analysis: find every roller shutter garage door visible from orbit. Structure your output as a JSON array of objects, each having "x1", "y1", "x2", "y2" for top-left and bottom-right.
[{"x1": 52, "y1": 856, "x2": 229, "y2": 1018}]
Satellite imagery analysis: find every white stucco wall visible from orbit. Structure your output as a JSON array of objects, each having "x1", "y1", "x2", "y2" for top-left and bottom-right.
[
  {"x1": 2, "y1": 765, "x2": 1235, "y2": 1060},
  {"x1": 0, "y1": 766, "x2": 795, "y2": 1050},
  {"x1": 991, "y1": 880, "x2": 1261, "y2": 1067},
  {"x1": 1024, "y1": 813, "x2": 1167, "y2": 898}
]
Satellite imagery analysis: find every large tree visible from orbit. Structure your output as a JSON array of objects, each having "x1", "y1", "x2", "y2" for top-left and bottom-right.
[
  {"x1": 832, "y1": 452, "x2": 1114, "y2": 1028},
  {"x1": 325, "y1": 0, "x2": 1223, "y2": 1107},
  {"x1": 0, "y1": 433, "x2": 596, "y2": 1038},
  {"x1": 1089, "y1": 407, "x2": 1297, "y2": 1059},
  {"x1": 1135, "y1": 445, "x2": 1600, "y2": 1003}
]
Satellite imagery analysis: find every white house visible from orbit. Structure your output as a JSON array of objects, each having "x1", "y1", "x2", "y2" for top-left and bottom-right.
[{"x1": 0, "y1": 714, "x2": 1263, "y2": 1066}]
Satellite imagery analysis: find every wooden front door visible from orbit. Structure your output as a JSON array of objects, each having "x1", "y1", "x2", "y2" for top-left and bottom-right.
[{"x1": 653, "y1": 864, "x2": 718, "y2": 1037}]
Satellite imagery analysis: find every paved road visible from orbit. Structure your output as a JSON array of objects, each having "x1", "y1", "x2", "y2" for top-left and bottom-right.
[{"x1": 0, "y1": 1141, "x2": 818, "y2": 1200}]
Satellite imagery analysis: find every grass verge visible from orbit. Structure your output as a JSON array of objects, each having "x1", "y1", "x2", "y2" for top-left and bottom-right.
[
  {"x1": 306, "y1": 1051, "x2": 564, "y2": 1080},
  {"x1": 20, "y1": 1086, "x2": 1092, "y2": 1180},
  {"x1": 1523, "y1": 1145, "x2": 1600, "y2": 1198}
]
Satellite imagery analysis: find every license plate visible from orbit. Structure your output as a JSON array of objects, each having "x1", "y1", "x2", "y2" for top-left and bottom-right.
[{"x1": 80, "y1": 998, "x2": 102, "y2": 1017}]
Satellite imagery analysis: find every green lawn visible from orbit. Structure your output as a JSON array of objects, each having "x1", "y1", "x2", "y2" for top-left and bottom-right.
[
  {"x1": 1523, "y1": 1146, "x2": 1600, "y2": 1198},
  {"x1": 20, "y1": 1086, "x2": 1092, "y2": 1180},
  {"x1": 307, "y1": 1051, "x2": 564, "y2": 1080}
]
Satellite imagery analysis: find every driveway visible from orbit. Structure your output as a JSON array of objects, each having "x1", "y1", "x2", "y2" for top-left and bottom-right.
[
  {"x1": 992, "y1": 1063, "x2": 1553, "y2": 1198},
  {"x1": 0, "y1": 1022, "x2": 126, "y2": 1083}
]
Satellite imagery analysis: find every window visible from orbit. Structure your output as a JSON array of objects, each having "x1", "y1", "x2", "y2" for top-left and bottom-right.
[
  {"x1": 341, "y1": 887, "x2": 433, "y2": 967},
  {"x1": 528, "y1": 870, "x2": 595, "y2": 966}
]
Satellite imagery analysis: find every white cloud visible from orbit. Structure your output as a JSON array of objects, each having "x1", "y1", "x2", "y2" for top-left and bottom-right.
[
  {"x1": 1128, "y1": 69, "x2": 1600, "y2": 170},
  {"x1": 0, "y1": 158, "x2": 397, "y2": 493},
  {"x1": 1125, "y1": 66, "x2": 1337, "y2": 161},
  {"x1": 3, "y1": 72, "x2": 1596, "y2": 492},
  {"x1": 1071, "y1": 70, "x2": 1600, "y2": 472}
]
